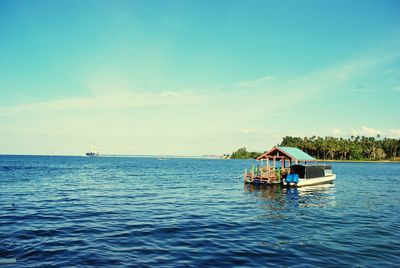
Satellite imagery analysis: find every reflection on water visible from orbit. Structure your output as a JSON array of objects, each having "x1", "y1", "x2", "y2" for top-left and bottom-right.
[
  {"x1": 299, "y1": 183, "x2": 335, "y2": 195},
  {"x1": 298, "y1": 184, "x2": 336, "y2": 208},
  {"x1": 244, "y1": 184, "x2": 284, "y2": 200},
  {"x1": 244, "y1": 184, "x2": 294, "y2": 219},
  {"x1": 244, "y1": 183, "x2": 336, "y2": 209}
]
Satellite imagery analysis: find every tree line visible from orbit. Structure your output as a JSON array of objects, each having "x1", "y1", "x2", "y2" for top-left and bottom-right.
[
  {"x1": 230, "y1": 135, "x2": 400, "y2": 160},
  {"x1": 280, "y1": 135, "x2": 400, "y2": 160},
  {"x1": 230, "y1": 147, "x2": 261, "y2": 159}
]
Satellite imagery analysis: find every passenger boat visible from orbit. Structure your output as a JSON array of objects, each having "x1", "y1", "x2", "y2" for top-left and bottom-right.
[{"x1": 244, "y1": 146, "x2": 336, "y2": 187}]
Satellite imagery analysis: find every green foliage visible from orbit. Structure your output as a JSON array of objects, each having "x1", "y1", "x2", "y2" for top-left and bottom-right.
[
  {"x1": 280, "y1": 135, "x2": 400, "y2": 161},
  {"x1": 230, "y1": 147, "x2": 262, "y2": 159}
]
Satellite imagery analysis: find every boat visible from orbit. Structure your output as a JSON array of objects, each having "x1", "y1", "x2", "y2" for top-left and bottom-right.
[
  {"x1": 284, "y1": 164, "x2": 336, "y2": 187},
  {"x1": 85, "y1": 146, "x2": 99, "y2": 156},
  {"x1": 243, "y1": 146, "x2": 336, "y2": 187},
  {"x1": 86, "y1": 151, "x2": 99, "y2": 156}
]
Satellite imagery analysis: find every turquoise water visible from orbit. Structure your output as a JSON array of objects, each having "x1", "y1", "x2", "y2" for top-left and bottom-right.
[{"x1": 1, "y1": 156, "x2": 399, "y2": 267}]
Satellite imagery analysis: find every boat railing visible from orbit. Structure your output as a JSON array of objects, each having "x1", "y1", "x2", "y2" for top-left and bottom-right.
[{"x1": 244, "y1": 165, "x2": 286, "y2": 184}]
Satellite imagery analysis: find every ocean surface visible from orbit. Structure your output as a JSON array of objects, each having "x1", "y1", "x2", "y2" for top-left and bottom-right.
[{"x1": 1, "y1": 155, "x2": 399, "y2": 267}]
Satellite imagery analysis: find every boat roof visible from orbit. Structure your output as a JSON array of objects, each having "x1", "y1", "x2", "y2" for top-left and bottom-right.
[{"x1": 256, "y1": 146, "x2": 316, "y2": 161}]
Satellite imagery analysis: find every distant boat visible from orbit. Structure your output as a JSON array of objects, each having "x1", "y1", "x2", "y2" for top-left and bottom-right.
[
  {"x1": 86, "y1": 146, "x2": 99, "y2": 156},
  {"x1": 86, "y1": 151, "x2": 99, "y2": 156}
]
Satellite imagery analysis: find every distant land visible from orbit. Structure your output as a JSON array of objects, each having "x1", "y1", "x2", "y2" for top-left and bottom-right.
[{"x1": 229, "y1": 135, "x2": 400, "y2": 161}]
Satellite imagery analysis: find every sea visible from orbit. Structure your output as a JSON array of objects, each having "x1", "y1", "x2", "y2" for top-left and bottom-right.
[{"x1": 1, "y1": 155, "x2": 399, "y2": 267}]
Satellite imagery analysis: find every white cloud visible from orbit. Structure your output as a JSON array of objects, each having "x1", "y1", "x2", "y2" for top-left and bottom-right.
[
  {"x1": 237, "y1": 76, "x2": 275, "y2": 88},
  {"x1": 0, "y1": 91, "x2": 202, "y2": 114},
  {"x1": 351, "y1": 126, "x2": 383, "y2": 137},
  {"x1": 329, "y1": 127, "x2": 400, "y2": 139},
  {"x1": 332, "y1": 128, "x2": 343, "y2": 136},
  {"x1": 237, "y1": 128, "x2": 259, "y2": 135},
  {"x1": 388, "y1": 129, "x2": 400, "y2": 138}
]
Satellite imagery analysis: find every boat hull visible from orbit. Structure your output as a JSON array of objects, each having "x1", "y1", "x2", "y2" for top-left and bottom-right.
[
  {"x1": 295, "y1": 174, "x2": 336, "y2": 187},
  {"x1": 245, "y1": 174, "x2": 336, "y2": 187}
]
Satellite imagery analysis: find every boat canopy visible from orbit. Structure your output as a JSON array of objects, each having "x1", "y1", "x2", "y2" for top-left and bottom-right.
[
  {"x1": 256, "y1": 146, "x2": 316, "y2": 162},
  {"x1": 290, "y1": 164, "x2": 330, "y2": 179}
]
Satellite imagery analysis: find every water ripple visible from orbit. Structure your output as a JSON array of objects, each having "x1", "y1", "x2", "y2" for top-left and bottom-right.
[{"x1": 1, "y1": 156, "x2": 400, "y2": 267}]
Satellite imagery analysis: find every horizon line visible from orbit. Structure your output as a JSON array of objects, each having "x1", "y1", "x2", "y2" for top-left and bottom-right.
[{"x1": 0, "y1": 153, "x2": 226, "y2": 159}]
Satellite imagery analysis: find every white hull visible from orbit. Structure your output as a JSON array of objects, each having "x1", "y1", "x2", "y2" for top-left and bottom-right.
[
  {"x1": 295, "y1": 174, "x2": 336, "y2": 187},
  {"x1": 244, "y1": 174, "x2": 336, "y2": 187}
]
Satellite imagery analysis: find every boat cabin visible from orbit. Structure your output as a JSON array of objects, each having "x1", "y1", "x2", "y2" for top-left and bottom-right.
[{"x1": 289, "y1": 164, "x2": 332, "y2": 179}]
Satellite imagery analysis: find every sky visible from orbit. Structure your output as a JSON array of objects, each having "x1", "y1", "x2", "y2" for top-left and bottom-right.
[{"x1": 1, "y1": 0, "x2": 400, "y2": 156}]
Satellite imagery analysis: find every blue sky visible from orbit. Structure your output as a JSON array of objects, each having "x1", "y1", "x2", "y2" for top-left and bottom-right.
[{"x1": 1, "y1": 0, "x2": 400, "y2": 155}]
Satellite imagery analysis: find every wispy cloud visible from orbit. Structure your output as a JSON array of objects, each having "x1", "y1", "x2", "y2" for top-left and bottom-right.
[
  {"x1": 388, "y1": 129, "x2": 400, "y2": 138},
  {"x1": 331, "y1": 126, "x2": 400, "y2": 138},
  {"x1": 7, "y1": 44, "x2": 395, "y2": 116},
  {"x1": 351, "y1": 126, "x2": 383, "y2": 137},
  {"x1": 0, "y1": 91, "x2": 203, "y2": 114},
  {"x1": 236, "y1": 76, "x2": 275, "y2": 88},
  {"x1": 332, "y1": 128, "x2": 343, "y2": 136}
]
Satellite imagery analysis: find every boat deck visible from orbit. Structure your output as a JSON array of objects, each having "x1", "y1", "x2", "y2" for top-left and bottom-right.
[{"x1": 243, "y1": 167, "x2": 285, "y2": 185}]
